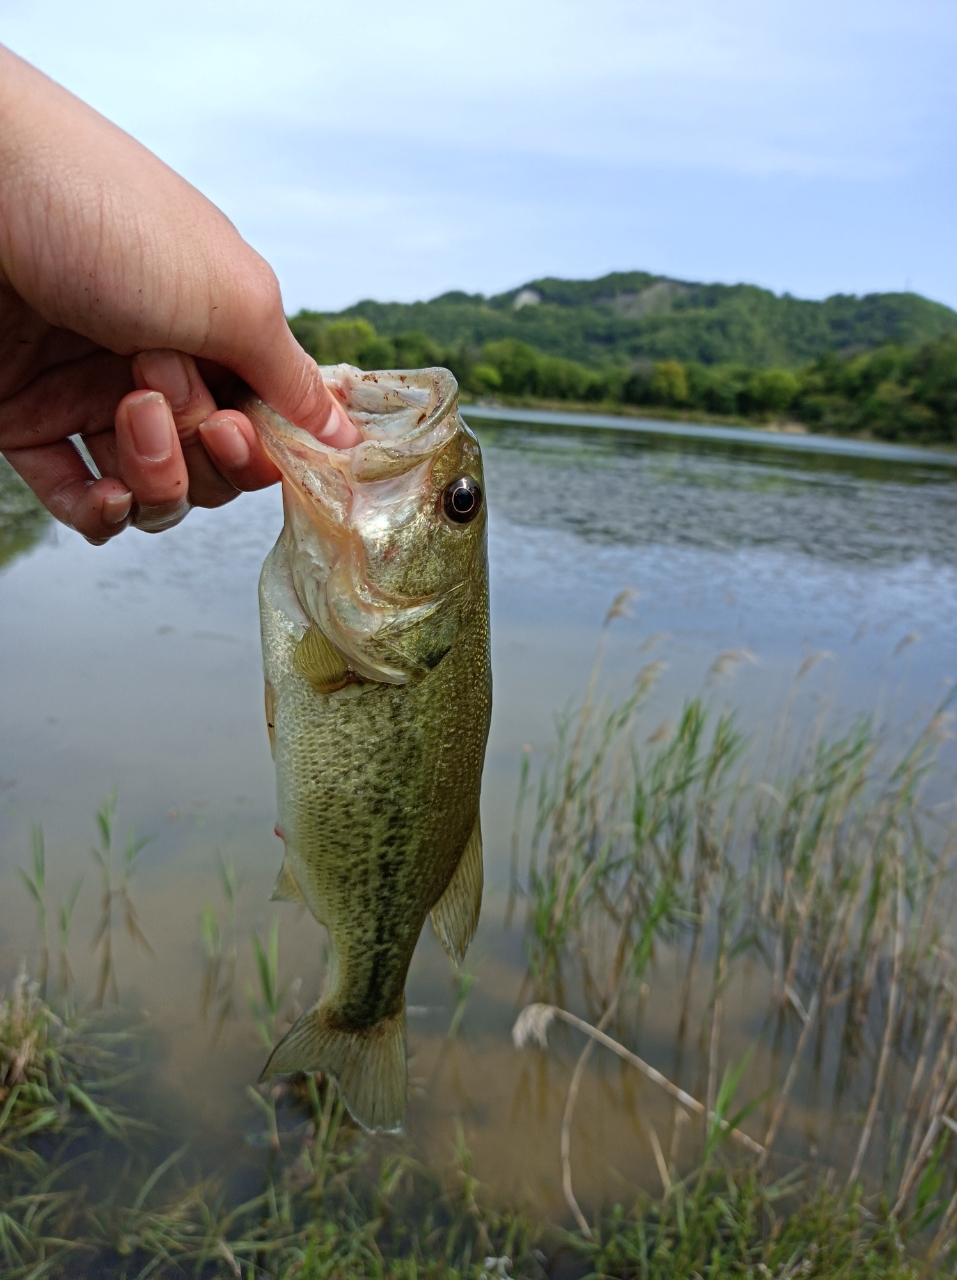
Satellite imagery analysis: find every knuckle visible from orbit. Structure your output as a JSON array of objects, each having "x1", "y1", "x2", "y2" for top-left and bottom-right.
[{"x1": 239, "y1": 256, "x2": 284, "y2": 325}]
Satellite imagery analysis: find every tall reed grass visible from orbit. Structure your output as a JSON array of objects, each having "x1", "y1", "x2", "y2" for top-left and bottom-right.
[{"x1": 510, "y1": 599, "x2": 957, "y2": 1268}]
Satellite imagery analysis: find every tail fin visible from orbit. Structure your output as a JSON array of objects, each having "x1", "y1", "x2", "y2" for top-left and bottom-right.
[{"x1": 260, "y1": 1002, "x2": 406, "y2": 1133}]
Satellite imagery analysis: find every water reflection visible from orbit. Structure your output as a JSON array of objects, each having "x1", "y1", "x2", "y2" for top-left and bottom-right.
[{"x1": 484, "y1": 423, "x2": 957, "y2": 566}]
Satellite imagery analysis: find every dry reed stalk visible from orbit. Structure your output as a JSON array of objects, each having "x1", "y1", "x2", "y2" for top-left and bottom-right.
[
  {"x1": 907, "y1": 830, "x2": 955, "y2": 975},
  {"x1": 672, "y1": 873, "x2": 715, "y2": 1082},
  {"x1": 513, "y1": 1003, "x2": 765, "y2": 1157},
  {"x1": 759, "y1": 867, "x2": 865, "y2": 1168},
  {"x1": 706, "y1": 922, "x2": 728, "y2": 1129},
  {"x1": 777, "y1": 793, "x2": 829, "y2": 1003},
  {"x1": 780, "y1": 809, "x2": 842, "y2": 1010},
  {"x1": 545, "y1": 591, "x2": 632, "y2": 871},
  {"x1": 844, "y1": 855, "x2": 904, "y2": 1193},
  {"x1": 904, "y1": 1008, "x2": 957, "y2": 1169},
  {"x1": 648, "y1": 1125, "x2": 670, "y2": 1196},
  {"x1": 771, "y1": 849, "x2": 805, "y2": 1007},
  {"x1": 555, "y1": 852, "x2": 660, "y2": 1237},
  {"x1": 927, "y1": 1181, "x2": 957, "y2": 1262},
  {"x1": 895, "y1": 993, "x2": 957, "y2": 1192},
  {"x1": 668, "y1": 1104, "x2": 689, "y2": 1181},
  {"x1": 889, "y1": 958, "x2": 947, "y2": 1176},
  {"x1": 893, "y1": 1072, "x2": 957, "y2": 1218},
  {"x1": 558, "y1": 997, "x2": 620, "y2": 1237},
  {"x1": 853, "y1": 887, "x2": 890, "y2": 1028},
  {"x1": 505, "y1": 744, "x2": 532, "y2": 927},
  {"x1": 677, "y1": 807, "x2": 729, "y2": 1048}
]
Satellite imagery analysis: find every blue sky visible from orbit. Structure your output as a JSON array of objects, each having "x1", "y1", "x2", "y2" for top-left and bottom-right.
[{"x1": 3, "y1": 0, "x2": 955, "y2": 312}]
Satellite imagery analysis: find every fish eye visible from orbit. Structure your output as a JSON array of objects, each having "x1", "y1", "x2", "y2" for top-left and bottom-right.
[{"x1": 442, "y1": 476, "x2": 483, "y2": 525}]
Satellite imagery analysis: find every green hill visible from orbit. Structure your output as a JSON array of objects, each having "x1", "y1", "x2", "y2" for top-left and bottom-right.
[
  {"x1": 307, "y1": 271, "x2": 957, "y2": 370},
  {"x1": 288, "y1": 272, "x2": 957, "y2": 443}
]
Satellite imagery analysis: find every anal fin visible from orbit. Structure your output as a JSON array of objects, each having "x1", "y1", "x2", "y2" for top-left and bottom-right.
[
  {"x1": 260, "y1": 1002, "x2": 406, "y2": 1134},
  {"x1": 270, "y1": 856, "x2": 307, "y2": 905},
  {"x1": 293, "y1": 624, "x2": 352, "y2": 694},
  {"x1": 431, "y1": 816, "x2": 483, "y2": 967}
]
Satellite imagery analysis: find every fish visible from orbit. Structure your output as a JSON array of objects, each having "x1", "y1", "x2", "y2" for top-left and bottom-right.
[{"x1": 244, "y1": 364, "x2": 491, "y2": 1133}]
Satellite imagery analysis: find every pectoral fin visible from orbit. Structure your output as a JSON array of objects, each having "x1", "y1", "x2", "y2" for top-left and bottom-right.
[
  {"x1": 270, "y1": 857, "x2": 307, "y2": 905},
  {"x1": 293, "y1": 624, "x2": 352, "y2": 694},
  {"x1": 431, "y1": 816, "x2": 483, "y2": 967}
]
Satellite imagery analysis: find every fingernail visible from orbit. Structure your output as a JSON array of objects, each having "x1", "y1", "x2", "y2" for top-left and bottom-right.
[
  {"x1": 135, "y1": 351, "x2": 192, "y2": 410},
  {"x1": 128, "y1": 393, "x2": 175, "y2": 462},
  {"x1": 200, "y1": 417, "x2": 251, "y2": 469},
  {"x1": 135, "y1": 497, "x2": 191, "y2": 534},
  {"x1": 102, "y1": 491, "x2": 133, "y2": 526}
]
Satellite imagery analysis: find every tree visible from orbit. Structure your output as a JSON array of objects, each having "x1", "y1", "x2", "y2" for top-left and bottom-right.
[{"x1": 650, "y1": 359, "x2": 689, "y2": 405}]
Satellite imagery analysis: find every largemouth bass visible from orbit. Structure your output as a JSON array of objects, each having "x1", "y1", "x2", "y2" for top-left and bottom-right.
[{"x1": 245, "y1": 365, "x2": 490, "y2": 1133}]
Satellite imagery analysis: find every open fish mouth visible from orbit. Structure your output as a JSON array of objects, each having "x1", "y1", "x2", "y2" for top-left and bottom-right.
[
  {"x1": 245, "y1": 363, "x2": 461, "y2": 486},
  {"x1": 243, "y1": 366, "x2": 469, "y2": 684}
]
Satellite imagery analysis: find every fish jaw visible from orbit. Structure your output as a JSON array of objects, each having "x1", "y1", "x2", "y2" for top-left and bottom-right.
[{"x1": 244, "y1": 369, "x2": 482, "y2": 685}]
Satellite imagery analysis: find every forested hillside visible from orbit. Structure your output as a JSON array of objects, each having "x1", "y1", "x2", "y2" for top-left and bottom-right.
[
  {"x1": 289, "y1": 271, "x2": 957, "y2": 443},
  {"x1": 289, "y1": 312, "x2": 957, "y2": 444},
  {"x1": 302, "y1": 271, "x2": 957, "y2": 369}
]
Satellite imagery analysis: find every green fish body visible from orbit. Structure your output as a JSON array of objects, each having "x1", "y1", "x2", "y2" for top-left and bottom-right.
[{"x1": 247, "y1": 367, "x2": 490, "y2": 1132}]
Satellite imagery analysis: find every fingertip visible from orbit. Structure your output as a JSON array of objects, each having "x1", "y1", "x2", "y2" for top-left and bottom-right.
[
  {"x1": 316, "y1": 399, "x2": 361, "y2": 450},
  {"x1": 116, "y1": 389, "x2": 176, "y2": 463},
  {"x1": 101, "y1": 486, "x2": 133, "y2": 528},
  {"x1": 294, "y1": 363, "x2": 361, "y2": 448},
  {"x1": 132, "y1": 350, "x2": 193, "y2": 409},
  {"x1": 245, "y1": 338, "x2": 362, "y2": 448},
  {"x1": 132, "y1": 349, "x2": 217, "y2": 438},
  {"x1": 199, "y1": 411, "x2": 252, "y2": 469},
  {"x1": 115, "y1": 390, "x2": 192, "y2": 520},
  {"x1": 78, "y1": 478, "x2": 134, "y2": 544},
  {"x1": 199, "y1": 411, "x2": 281, "y2": 490}
]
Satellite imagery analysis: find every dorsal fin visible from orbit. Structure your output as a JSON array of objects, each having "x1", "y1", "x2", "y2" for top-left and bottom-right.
[{"x1": 293, "y1": 624, "x2": 352, "y2": 693}]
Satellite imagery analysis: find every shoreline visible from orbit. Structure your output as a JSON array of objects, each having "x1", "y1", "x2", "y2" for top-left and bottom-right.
[{"x1": 461, "y1": 400, "x2": 957, "y2": 467}]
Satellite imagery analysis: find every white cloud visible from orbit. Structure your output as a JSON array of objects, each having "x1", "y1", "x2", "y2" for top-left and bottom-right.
[{"x1": 2, "y1": 0, "x2": 955, "y2": 306}]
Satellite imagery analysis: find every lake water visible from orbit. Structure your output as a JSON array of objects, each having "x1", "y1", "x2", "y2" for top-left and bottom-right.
[{"x1": 2, "y1": 414, "x2": 957, "y2": 1216}]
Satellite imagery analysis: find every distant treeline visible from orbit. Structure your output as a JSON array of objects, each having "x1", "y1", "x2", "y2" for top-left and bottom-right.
[{"x1": 289, "y1": 313, "x2": 957, "y2": 444}]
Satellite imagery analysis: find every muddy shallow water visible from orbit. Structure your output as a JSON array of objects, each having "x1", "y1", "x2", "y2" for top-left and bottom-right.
[{"x1": 2, "y1": 420, "x2": 957, "y2": 1216}]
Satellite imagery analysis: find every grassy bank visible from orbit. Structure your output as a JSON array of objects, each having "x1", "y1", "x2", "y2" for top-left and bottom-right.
[
  {"x1": 0, "y1": 972, "x2": 930, "y2": 1278},
  {"x1": 5, "y1": 620, "x2": 957, "y2": 1276}
]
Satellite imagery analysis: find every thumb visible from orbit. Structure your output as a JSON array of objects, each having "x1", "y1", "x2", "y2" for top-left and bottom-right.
[{"x1": 237, "y1": 322, "x2": 360, "y2": 450}]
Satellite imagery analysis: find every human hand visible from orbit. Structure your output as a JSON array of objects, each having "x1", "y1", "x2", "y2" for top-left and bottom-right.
[{"x1": 0, "y1": 45, "x2": 359, "y2": 544}]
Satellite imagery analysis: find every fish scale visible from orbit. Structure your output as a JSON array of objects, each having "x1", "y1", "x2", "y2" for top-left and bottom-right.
[{"x1": 247, "y1": 366, "x2": 490, "y2": 1132}]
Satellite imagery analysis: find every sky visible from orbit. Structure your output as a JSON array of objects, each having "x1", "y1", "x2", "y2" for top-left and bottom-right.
[{"x1": 2, "y1": 0, "x2": 956, "y2": 313}]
